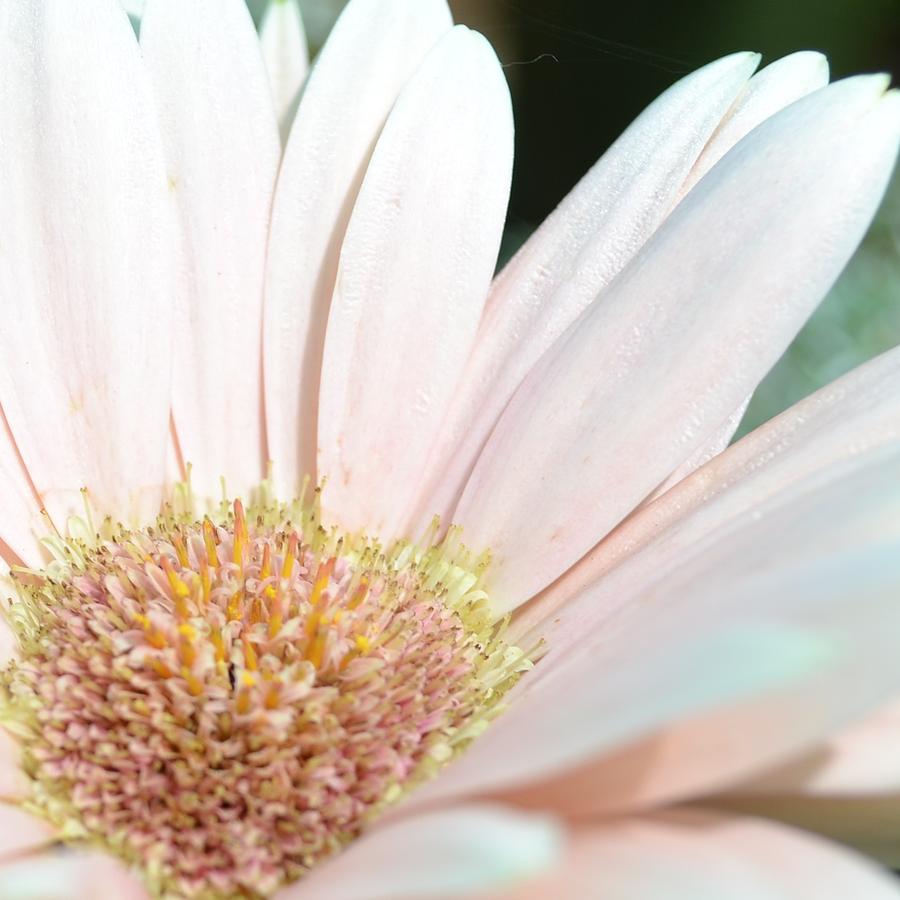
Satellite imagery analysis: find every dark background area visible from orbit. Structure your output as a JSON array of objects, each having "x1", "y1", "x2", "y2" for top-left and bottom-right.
[{"x1": 451, "y1": 0, "x2": 899, "y2": 232}]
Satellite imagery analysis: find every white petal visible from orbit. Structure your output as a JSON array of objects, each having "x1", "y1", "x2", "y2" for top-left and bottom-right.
[
  {"x1": 0, "y1": 0, "x2": 176, "y2": 528},
  {"x1": 643, "y1": 394, "x2": 751, "y2": 505},
  {"x1": 681, "y1": 51, "x2": 830, "y2": 195},
  {"x1": 490, "y1": 811, "x2": 900, "y2": 900},
  {"x1": 642, "y1": 52, "x2": 831, "y2": 495},
  {"x1": 317, "y1": 26, "x2": 513, "y2": 540},
  {"x1": 140, "y1": 0, "x2": 281, "y2": 504},
  {"x1": 274, "y1": 805, "x2": 561, "y2": 900},
  {"x1": 456, "y1": 76, "x2": 900, "y2": 609},
  {"x1": 263, "y1": 0, "x2": 452, "y2": 497},
  {"x1": 411, "y1": 443, "x2": 900, "y2": 810},
  {"x1": 409, "y1": 52, "x2": 760, "y2": 531},
  {"x1": 260, "y1": 0, "x2": 309, "y2": 141},
  {"x1": 519, "y1": 344, "x2": 900, "y2": 638}
]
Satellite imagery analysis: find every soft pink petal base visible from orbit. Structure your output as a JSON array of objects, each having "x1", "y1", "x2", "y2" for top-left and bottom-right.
[{"x1": 483, "y1": 810, "x2": 900, "y2": 899}]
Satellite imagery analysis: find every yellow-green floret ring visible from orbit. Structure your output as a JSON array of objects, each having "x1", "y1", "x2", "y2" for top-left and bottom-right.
[{"x1": 0, "y1": 479, "x2": 532, "y2": 899}]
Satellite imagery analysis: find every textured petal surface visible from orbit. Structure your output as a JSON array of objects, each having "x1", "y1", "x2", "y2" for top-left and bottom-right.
[
  {"x1": 680, "y1": 51, "x2": 830, "y2": 195},
  {"x1": 275, "y1": 806, "x2": 561, "y2": 900},
  {"x1": 454, "y1": 77, "x2": 900, "y2": 610},
  {"x1": 263, "y1": 0, "x2": 452, "y2": 496},
  {"x1": 515, "y1": 343, "x2": 900, "y2": 639},
  {"x1": 410, "y1": 443, "x2": 900, "y2": 810},
  {"x1": 488, "y1": 810, "x2": 900, "y2": 900},
  {"x1": 260, "y1": 0, "x2": 309, "y2": 140},
  {"x1": 0, "y1": 850, "x2": 149, "y2": 899},
  {"x1": 0, "y1": 0, "x2": 175, "y2": 528},
  {"x1": 644, "y1": 52, "x2": 832, "y2": 491},
  {"x1": 317, "y1": 26, "x2": 513, "y2": 539},
  {"x1": 409, "y1": 52, "x2": 760, "y2": 530},
  {"x1": 141, "y1": 0, "x2": 281, "y2": 503}
]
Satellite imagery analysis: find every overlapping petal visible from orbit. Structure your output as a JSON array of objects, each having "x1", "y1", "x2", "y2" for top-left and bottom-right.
[
  {"x1": 260, "y1": 0, "x2": 309, "y2": 140},
  {"x1": 455, "y1": 77, "x2": 900, "y2": 608},
  {"x1": 263, "y1": 0, "x2": 452, "y2": 496},
  {"x1": 408, "y1": 51, "x2": 762, "y2": 531},
  {"x1": 317, "y1": 25, "x2": 513, "y2": 539},
  {"x1": 0, "y1": 0, "x2": 176, "y2": 528},
  {"x1": 515, "y1": 343, "x2": 900, "y2": 638},
  {"x1": 141, "y1": 0, "x2": 281, "y2": 503},
  {"x1": 409, "y1": 443, "x2": 900, "y2": 811}
]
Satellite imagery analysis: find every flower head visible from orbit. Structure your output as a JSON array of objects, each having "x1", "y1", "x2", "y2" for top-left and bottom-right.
[{"x1": 0, "y1": 0, "x2": 899, "y2": 898}]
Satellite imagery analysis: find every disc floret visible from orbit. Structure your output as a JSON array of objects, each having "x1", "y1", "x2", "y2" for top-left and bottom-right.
[{"x1": 0, "y1": 486, "x2": 530, "y2": 899}]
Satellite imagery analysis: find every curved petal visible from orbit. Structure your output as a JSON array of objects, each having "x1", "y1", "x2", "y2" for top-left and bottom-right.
[
  {"x1": 0, "y1": 0, "x2": 176, "y2": 528},
  {"x1": 140, "y1": 0, "x2": 281, "y2": 504},
  {"x1": 680, "y1": 51, "x2": 830, "y2": 196},
  {"x1": 263, "y1": 0, "x2": 452, "y2": 497},
  {"x1": 317, "y1": 26, "x2": 513, "y2": 540},
  {"x1": 455, "y1": 77, "x2": 900, "y2": 610},
  {"x1": 274, "y1": 805, "x2": 562, "y2": 900},
  {"x1": 260, "y1": 0, "x2": 309, "y2": 140},
  {"x1": 643, "y1": 394, "x2": 751, "y2": 505},
  {"x1": 514, "y1": 342, "x2": 900, "y2": 639},
  {"x1": 0, "y1": 850, "x2": 149, "y2": 899},
  {"x1": 408, "y1": 51, "x2": 761, "y2": 531},
  {"x1": 409, "y1": 443, "x2": 900, "y2": 811},
  {"x1": 731, "y1": 698, "x2": 900, "y2": 796},
  {"x1": 489, "y1": 810, "x2": 900, "y2": 900}
]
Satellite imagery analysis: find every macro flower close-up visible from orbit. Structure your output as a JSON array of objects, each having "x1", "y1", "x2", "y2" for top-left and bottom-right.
[{"x1": 1, "y1": 0, "x2": 900, "y2": 897}]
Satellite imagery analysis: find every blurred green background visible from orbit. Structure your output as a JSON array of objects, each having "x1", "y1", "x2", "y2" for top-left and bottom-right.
[{"x1": 255, "y1": 0, "x2": 900, "y2": 435}]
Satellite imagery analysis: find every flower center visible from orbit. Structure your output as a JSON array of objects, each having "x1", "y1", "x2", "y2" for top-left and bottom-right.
[{"x1": 0, "y1": 487, "x2": 529, "y2": 899}]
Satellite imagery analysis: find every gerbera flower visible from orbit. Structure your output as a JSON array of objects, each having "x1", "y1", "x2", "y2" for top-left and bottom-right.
[{"x1": 0, "y1": 0, "x2": 898, "y2": 898}]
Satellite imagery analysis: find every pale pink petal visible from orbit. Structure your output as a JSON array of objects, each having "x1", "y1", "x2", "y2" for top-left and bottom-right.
[
  {"x1": 515, "y1": 342, "x2": 900, "y2": 639},
  {"x1": 642, "y1": 52, "x2": 832, "y2": 495},
  {"x1": 732, "y1": 698, "x2": 900, "y2": 796},
  {"x1": 0, "y1": 0, "x2": 175, "y2": 528},
  {"x1": 317, "y1": 26, "x2": 513, "y2": 540},
  {"x1": 0, "y1": 731, "x2": 28, "y2": 801},
  {"x1": 260, "y1": 0, "x2": 309, "y2": 140},
  {"x1": 0, "y1": 850, "x2": 149, "y2": 899},
  {"x1": 710, "y1": 794, "x2": 900, "y2": 868},
  {"x1": 410, "y1": 443, "x2": 900, "y2": 810},
  {"x1": 0, "y1": 419, "x2": 46, "y2": 570},
  {"x1": 0, "y1": 806, "x2": 55, "y2": 859},
  {"x1": 488, "y1": 810, "x2": 900, "y2": 900},
  {"x1": 680, "y1": 51, "x2": 830, "y2": 195},
  {"x1": 409, "y1": 52, "x2": 760, "y2": 531},
  {"x1": 263, "y1": 0, "x2": 452, "y2": 497},
  {"x1": 643, "y1": 394, "x2": 751, "y2": 505},
  {"x1": 275, "y1": 805, "x2": 561, "y2": 900},
  {"x1": 140, "y1": 0, "x2": 281, "y2": 504},
  {"x1": 455, "y1": 77, "x2": 900, "y2": 609}
]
